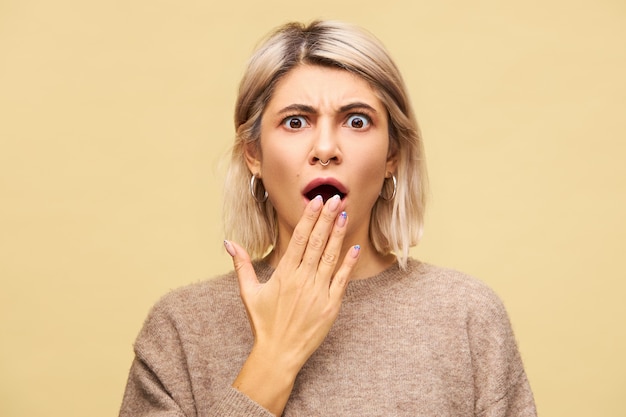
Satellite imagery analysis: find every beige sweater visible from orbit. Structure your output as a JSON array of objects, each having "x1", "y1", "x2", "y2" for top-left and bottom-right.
[{"x1": 119, "y1": 259, "x2": 537, "y2": 416}]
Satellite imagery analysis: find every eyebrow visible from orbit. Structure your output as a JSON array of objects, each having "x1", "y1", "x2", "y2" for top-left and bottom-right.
[
  {"x1": 277, "y1": 104, "x2": 316, "y2": 115},
  {"x1": 276, "y1": 102, "x2": 379, "y2": 115},
  {"x1": 338, "y1": 102, "x2": 378, "y2": 114}
]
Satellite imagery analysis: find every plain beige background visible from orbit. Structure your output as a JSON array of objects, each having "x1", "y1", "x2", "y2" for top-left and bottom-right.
[{"x1": 1, "y1": 0, "x2": 625, "y2": 416}]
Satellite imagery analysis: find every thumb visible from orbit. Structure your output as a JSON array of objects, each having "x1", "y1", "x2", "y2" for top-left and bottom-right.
[{"x1": 224, "y1": 240, "x2": 259, "y2": 292}]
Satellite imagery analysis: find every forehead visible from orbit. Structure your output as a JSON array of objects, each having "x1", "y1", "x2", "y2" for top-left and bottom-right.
[{"x1": 266, "y1": 65, "x2": 384, "y2": 111}]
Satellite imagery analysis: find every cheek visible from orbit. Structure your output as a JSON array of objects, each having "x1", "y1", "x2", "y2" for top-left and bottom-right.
[
  {"x1": 259, "y1": 152, "x2": 302, "y2": 197},
  {"x1": 258, "y1": 134, "x2": 308, "y2": 179},
  {"x1": 359, "y1": 140, "x2": 390, "y2": 173},
  {"x1": 261, "y1": 150, "x2": 295, "y2": 175},
  {"x1": 361, "y1": 146, "x2": 391, "y2": 193},
  {"x1": 360, "y1": 166, "x2": 386, "y2": 198}
]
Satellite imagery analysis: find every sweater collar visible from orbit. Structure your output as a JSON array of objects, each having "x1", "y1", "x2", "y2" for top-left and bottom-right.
[{"x1": 252, "y1": 258, "x2": 423, "y2": 301}]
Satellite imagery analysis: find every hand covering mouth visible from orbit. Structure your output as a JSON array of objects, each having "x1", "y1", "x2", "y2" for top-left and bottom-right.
[{"x1": 304, "y1": 181, "x2": 347, "y2": 203}]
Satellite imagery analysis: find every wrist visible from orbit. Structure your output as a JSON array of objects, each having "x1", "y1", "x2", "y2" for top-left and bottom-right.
[{"x1": 232, "y1": 345, "x2": 300, "y2": 416}]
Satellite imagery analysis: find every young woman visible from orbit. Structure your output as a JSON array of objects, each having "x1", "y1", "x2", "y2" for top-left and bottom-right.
[{"x1": 120, "y1": 20, "x2": 537, "y2": 417}]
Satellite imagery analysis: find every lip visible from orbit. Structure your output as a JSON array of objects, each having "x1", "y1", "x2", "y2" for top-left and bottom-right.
[{"x1": 302, "y1": 177, "x2": 348, "y2": 202}]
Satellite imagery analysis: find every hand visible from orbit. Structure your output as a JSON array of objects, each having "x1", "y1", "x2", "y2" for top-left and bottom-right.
[{"x1": 225, "y1": 195, "x2": 360, "y2": 415}]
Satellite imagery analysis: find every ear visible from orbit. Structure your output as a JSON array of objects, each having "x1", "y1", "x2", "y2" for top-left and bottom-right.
[
  {"x1": 385, "y1": 140, "x2": 399, "y2": 176},
  {"x1": 244, "y1": 142, "x2": 262, "y2": 176}
]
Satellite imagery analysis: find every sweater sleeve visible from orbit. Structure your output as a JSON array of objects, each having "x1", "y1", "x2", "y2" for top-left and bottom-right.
[
  {"x1": 118, "y1": 296, "x2": 275, "y2": 417},
  {"x1": 467, "y1": 286, "x2": 537, "y2": 417}
]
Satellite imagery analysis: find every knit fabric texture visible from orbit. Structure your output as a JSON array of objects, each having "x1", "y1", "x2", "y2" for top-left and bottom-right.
[{"x1": 119, "y1": 259, "x2": 537, "y2": 416}]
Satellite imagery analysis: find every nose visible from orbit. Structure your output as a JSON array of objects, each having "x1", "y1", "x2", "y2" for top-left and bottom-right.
[{"x1": 309, "y1": 122, "x2": 342, "y2": 166}]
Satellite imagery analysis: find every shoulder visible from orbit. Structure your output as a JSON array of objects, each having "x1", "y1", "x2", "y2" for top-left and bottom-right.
[
  {"x1": 409, "y1": 260, "x2": 503, "y2": 302},
  {"x1": 135, "y1": 262, "x2": 271, "y2": 350},
  {"x1": 136, "y1": 260, "x2": 272, "y2": 337},
  {"x1": 147, "y1": 260, "x2": 273, "y2": 316},
  {"x1": 132, "y1": 270, "x2": 238, "y2": 347},
  {"x1": 405, "y1": 260, "x2": 510, "y2": 324},
  {"x1": 151, "y1": 269, "x2": 240, "y2": 317}
]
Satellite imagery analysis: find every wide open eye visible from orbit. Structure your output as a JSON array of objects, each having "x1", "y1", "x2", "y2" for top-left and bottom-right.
[
  {"x1": 346, "y1": 114, "x2": 370, "y2": 129},
  {"x1": 282, "y1": 116, "x2": 308, "y2": 130}
]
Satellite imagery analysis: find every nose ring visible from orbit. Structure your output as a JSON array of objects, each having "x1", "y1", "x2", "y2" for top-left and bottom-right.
[{"x1": 319, "y1": 159, "x2": 331, "y2": 166}]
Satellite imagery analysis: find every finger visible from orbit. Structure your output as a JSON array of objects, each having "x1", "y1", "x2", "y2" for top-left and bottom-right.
[
  {"x1": 300, "y1": 194, "x2": 343, "y2": 273},
  {"x1": 314, "y1": 210, "x2": 348, "y2": 286},
  {"x1": 224, "y1": 240, "x2": 260, "y2": 295},
  {"x1": 280, "y1": 195, "x2": 324, "y2": 267},
  {"x1": 328, "y1": 245, "x2": 361, "y2": 301}
]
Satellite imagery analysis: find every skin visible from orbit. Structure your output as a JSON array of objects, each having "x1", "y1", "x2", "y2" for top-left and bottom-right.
[{"x1": 226, "y1": 64, "x2": 398, "y2": 416}]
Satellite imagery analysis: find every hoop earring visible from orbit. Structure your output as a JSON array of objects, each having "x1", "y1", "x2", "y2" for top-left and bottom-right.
[
  {"x1": 379, "y1": 174, "x2": 397, "y2": 201},
  {"x1": 250, "y1": 175, "x2": 268, "y2": 203}
]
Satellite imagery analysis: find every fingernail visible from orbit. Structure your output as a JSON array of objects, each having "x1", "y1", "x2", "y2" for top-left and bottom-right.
[
  {"x1": 328, "y1": 194, "x2": 341, "y2": 212},
  {"x1": 311, "y1": 195, "x2": 323, "y2": 212},
  {"x1": 350, "y1": 245, "x2": 361, "y2": 258},
  {"x1": 337, "y1": 211, "x2": 347, "y2": 227},
  {"x1": 224, "y1": 240, "x2": 236, "y2": 257}
]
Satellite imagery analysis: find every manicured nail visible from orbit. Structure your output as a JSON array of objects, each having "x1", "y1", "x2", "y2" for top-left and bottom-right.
[
  {"x1": 351, "y1": 245, "x2": 361, "y2": 258},
  {"x1": 311, "y1": 195, "x2": 323, "y2": 212},
  {"x1": 337, "y1": 211, "x2": 347, "y2": 227},
  {"x1": 328, "y1": 194, "x2": 341, "y2": 212},
  {"x1": 224, "y1": 240, "x2": 236, "y2": 257}
]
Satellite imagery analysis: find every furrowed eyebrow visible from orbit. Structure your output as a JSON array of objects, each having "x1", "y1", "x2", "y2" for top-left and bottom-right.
[
  {"x1": 277, "y1": 104, "x2": 316, "y2": 115},
  {"x1": 338, "y1": 102, "x2": 378, "y2": 114},
  {"x1": 276, "y1": 102, "x2": 378, "y2": 116}
]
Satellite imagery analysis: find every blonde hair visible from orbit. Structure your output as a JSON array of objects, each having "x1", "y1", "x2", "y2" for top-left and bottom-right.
[{"x1": 224, "y1": 20, "x2": 427, "y2": 269}]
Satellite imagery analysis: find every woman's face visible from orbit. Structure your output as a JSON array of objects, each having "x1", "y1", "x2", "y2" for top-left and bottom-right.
[{"x1": 246, "y1": 64, "x2": 396, "y2": 246}]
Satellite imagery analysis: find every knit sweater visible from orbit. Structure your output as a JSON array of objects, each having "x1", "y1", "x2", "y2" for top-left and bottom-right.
[{"x1": 119, "y1": 259, "x2": 537, "y2": 417}]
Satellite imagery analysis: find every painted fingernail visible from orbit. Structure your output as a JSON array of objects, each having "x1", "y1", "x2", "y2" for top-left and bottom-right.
[
  {"x1": 337, "y1": 211, "x2": 347, "y2": 227},
  {"x1": 351, "y1": 245, "x2": 361, "y2": 258},
  {"x1": 224, "y1": 240, "x2": 236, "y2": 257},
  {"x1": 328, "y1": 194, "x2": 341, "y2": 212},
  {"x1": 311, "y1": 195, "x2": 323, "y2": 212}
]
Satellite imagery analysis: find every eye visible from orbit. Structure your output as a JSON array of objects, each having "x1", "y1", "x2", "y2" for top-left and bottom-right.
[
  {"x1": 346, "y1": 114, "x2": 370, "y2": 129},
  {"x1": 282, "y1": 116, "x2": 308, "y2": 130}
]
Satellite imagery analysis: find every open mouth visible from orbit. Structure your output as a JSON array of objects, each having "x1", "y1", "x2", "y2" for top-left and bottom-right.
[{"x1": 305, "y1": 184, "x2": 346, "y2": 203}]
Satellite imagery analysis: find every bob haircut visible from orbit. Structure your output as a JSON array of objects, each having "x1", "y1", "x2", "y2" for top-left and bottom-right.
[{"x1": 224, "y1": 20, "x2": 427, "y2": 269}]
